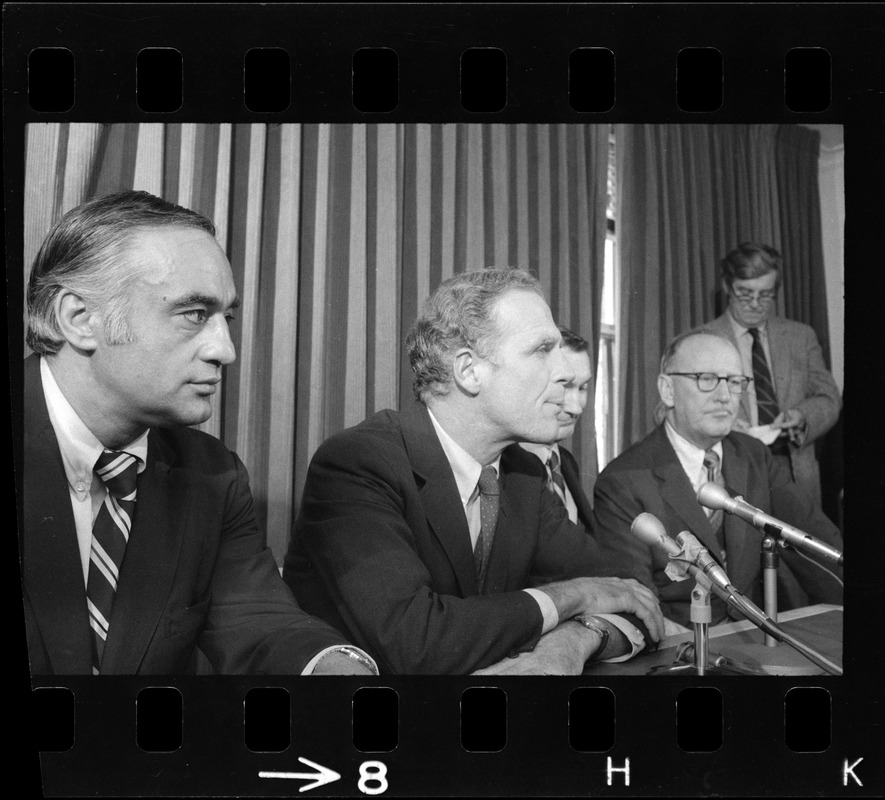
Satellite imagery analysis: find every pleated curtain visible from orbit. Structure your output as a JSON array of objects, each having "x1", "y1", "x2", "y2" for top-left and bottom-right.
[
  {"x1": 615, "y1": 124, "x2": 829, "y2": 451},
  {"x1": 23, "y1": 122, "x2": 609, "y2": 562}
]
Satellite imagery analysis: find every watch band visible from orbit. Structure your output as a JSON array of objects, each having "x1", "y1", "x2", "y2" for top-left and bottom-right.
[
  {"x1": 573, "y1": 615, "x2": 610, "y2": 662},
  {"x1": 326, "y1": 646, "x2": 378, "y2": 675}
]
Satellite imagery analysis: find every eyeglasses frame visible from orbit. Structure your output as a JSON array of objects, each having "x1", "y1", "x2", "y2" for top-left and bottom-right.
[{"x1": 664, "y1": 372, "x2": 753, "y2": 395}]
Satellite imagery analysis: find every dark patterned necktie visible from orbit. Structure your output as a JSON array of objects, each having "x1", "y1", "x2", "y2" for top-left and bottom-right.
[
  {"x1": 547, "y1": 449, "x2": 567, "y2": 507},
  {"x1": 702, "y1": 449, "x2": 727, "y2": 563},
  {"x1": 474, "y1": 466, "x2": 500, "y2": 586},
  {"x1": 87, "y1": 449, "x2": 138, "y2": 675},
  {"x1": 749, "y1": 327, "x2": 779, "y2": 425}
]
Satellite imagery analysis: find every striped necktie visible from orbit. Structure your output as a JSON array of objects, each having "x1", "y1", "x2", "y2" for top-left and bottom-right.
[
  {"x1": 473, "y1": 466, "x2": 500, "y2": 588},
  {"x1": 702, "y1": 449, "x2": 727, "y2": 563},
  {"x1": 547, "y1": 449, "x2": 567, "y2": 507},
  {"x1": 87, "y1": 449, "x2": 138, "y2": 674},
  {"x1": 749, "y1": 327, "x2": 779, "y2": 425}
]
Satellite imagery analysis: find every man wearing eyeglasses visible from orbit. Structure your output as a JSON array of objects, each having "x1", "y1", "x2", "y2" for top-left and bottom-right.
[
  {"x1": 593, "y1": 330, "x2": 843, "y2": 628},
  {"x1": 699, "y1": 243, "x2": 842, "y2": 506}
]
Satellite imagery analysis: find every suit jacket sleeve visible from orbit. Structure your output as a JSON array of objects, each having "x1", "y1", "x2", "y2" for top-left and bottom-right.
[
  {"x1": 196, "y1": 453, "x2": 354, "y2": 674},
  {"x1": 529, "y1": 481, "x2": 654, "y2": 649},
  {"x1": 591, "y1": 466, "x2": 658, "y2": 593},
  {"x1": 287, "y1": 433, "x2": 545, "y2": 675},
  {"x1": 789, "y1": 324, "x2": 842, "y2": 446}
]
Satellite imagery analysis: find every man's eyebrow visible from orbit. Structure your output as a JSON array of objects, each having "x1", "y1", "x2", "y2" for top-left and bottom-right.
[
  {"x1": 525, "y1": 334, "x2": 557, "y2": 350},
  {"x1": 170, "y1": 293, "x2": 241, "y2": 311}
]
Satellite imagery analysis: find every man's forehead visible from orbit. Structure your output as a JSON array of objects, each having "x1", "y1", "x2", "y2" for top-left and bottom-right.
[
  {"x1": 492, "y1": 289, "x2": 555, "y2": 329},
  {"x1": 125, "y1": 225, "x2": 222, "y2": 264},
  {"x1": 674, "y1": 335, "x2": 741, "y2": 371},
  {"x1": 564, "y1": 348, "x2": 592, "y2": 378},
  {"x1": 733, "y1": 271, "x2": 778, "y2": 289},
  {"x1": 126, "y1": 226, "x2": 233, "y2": 285}
]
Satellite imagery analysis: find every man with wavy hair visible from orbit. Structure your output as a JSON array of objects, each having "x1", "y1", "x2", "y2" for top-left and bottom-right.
[{"x1": 286, "y1": 268, "x2": 664, "y2": 674}]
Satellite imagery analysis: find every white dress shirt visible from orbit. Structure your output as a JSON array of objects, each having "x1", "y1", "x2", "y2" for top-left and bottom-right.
[
  {"x1": 727, "y1": 310, "x2": 776, "y2": 427},
  {"x1": 428, "y1": 410, "x2": 644, "y2": 661},
  {"x1": 40, "y1": 357, "x2": 376, "y2": 676},
  {"x1": 664, "y1": 420, "x2": 724, "y2": 517},
  {"x1": 41, "y1": 357, "x2": 148, "y2": 585}
]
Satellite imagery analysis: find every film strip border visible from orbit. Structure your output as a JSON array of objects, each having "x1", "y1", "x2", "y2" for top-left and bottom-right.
[
  {"x1": 3, "y1": 3, "x2": 882, "y2": 122},
  {"x1": 22, "y1": 45, "x2": 835, "y2": 118},
  {"x1": 24, "y1": 676, "x2": 875, "y2": 796},
  {"x1": 6, "y1": 3, "x2": 885, "y2": 798}
]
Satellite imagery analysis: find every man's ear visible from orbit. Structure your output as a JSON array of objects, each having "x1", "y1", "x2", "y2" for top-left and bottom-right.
[
  {"x1": 452, "y1": 347, "x2": 481, "y2": 397},
  {"x1": 658, "y1": 373, "x2": 675, "y2": 408},
  {"x1": 54, "y1": 290, "x2": 101, "y2": 351}
]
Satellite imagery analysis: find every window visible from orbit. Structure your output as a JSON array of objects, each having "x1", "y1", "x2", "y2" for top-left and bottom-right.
[{"x1": 595, "y1": 128, "x2": 618, "y2": 470}]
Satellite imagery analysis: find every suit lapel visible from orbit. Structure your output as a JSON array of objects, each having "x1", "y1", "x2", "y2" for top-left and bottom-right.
[
  {"x1": 101, "y1": 431, "x2": 192, "y2": 673},
  {"x1": 766, "y1": 317, "x2": 792, "y2": 409},
  {"x1": 720, "y1": 435, "x2": 751, "y2": 582},
  {"x1": 23, "y1": 357, "x2": 93, "y2": 673},
  {"x1": 484, "y1": 446, "x2": 542, "y2": 594},
  {"x1": 400, "y1": 403, "x2": 478, "y2": 596},
  {"x1": 558, "y1": 446, "x2": 594, "y2": 529}
]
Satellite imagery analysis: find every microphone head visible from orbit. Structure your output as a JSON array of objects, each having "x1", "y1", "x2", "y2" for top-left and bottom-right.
[
  {"x1": 697, "y1": 481, "x2": 733, "y2": 511},
  {"x1": 631, "y1": 512, "x2": 668, "y2": 547}
]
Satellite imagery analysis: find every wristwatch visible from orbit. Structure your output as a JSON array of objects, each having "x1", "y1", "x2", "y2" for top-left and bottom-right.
[
  {"x1": 573, "y1": 615, "x2": 610, "y2": 662},
  {"x1": 320, "y1": 646, "x2": 378, "y2": 675}
]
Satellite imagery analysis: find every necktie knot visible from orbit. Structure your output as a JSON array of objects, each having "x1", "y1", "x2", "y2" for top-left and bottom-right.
[
  {"x1": 477, "y1": 465, "x2": 500, "y2": 497},
  {"x1": 95, "y1": 450, "x2": 139, "y2": 502},
  {"x1": 548, "y1": 449, "x2": 560, "y2": 471},
  {"x1": 749, "y1": 326, "x2": 762, "y2": 341},
  {"x1": 703, "y1": 449, "x2": 722, "y2": 483},
  {"x1": 547, "y1": 449, "x2": 567, "y2": 496}
]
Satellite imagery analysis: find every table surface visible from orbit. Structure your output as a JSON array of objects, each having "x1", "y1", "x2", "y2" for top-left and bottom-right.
[{"x1": 584, "y1": 604, "x2": 843, "y2": 676}]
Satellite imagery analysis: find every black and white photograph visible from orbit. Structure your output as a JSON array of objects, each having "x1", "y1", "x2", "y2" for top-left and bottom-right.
[{"x1": 6, "y1": 3, "x2": 883, "y2": 797}]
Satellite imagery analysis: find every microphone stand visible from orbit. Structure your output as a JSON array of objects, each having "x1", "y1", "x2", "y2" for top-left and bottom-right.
[
  {"x1": 649, "y1": 570, "x2": 842, "y2": 676},
  {"x1": 761, "y1": 534, "x2": 779, "y2": 647},
  {"x1": 648, "y1": 577, "x2": 762, "y2": 676},
  {"x1": 630, "y1": 512, "x2": 842, "y2": 675}
]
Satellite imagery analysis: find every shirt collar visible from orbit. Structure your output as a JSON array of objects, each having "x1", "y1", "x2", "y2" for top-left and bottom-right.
[
  {"x1": 664, "y1": 419, "x2": 723, "y2": 472},
  {"x1": 41, "y1": 357, "x2": 149, "y2": 500},
  {"x1": 519, "y1": 441, "x2": 556, "y2": 465},
  {"x1": 727, "y1": 307, "x2": 768, "y2": 337},
  {"x1": 427, "y1": 407, "x2": 500, "y2": 504}
]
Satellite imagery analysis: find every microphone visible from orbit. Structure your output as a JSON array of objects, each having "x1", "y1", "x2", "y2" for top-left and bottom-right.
[
  {"x1": 630, "y1": 513, "x2": 843, "y2": 675},
  {"x1": 696, "y1": 483, "x2": 843, "y2": 565},
  {"x1": 631, "y1": 513, "x2": 769, "y2": 626},
  {"x1": 631, "y1": 513, "x2": 734, "y2": 596}
]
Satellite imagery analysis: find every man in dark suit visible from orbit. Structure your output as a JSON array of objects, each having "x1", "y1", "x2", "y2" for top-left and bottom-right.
[
  {"x1": 20, "y1": 190, "x2": 375, "y2": 676},
  {"x1": 520, "y1": 325, "x2": 595, "y2": 533},
  {"x1": 594, "y1": 330, "x2": 843, "y2": 628},
  {"x1": 698, "y1": 243, "x2": 841, "y2": 506},
  {"x1": 284, "y1": 269, "x2": 664, "y2": 675}
]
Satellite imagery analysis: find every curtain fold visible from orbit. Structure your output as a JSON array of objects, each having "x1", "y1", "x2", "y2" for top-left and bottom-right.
[
  {"x1": 23, "y1": 122, "x2": 609, "y2": 562},
  {"x1": 615, "y1": 124, "x2": 828, "y2": 451},
  {"x1": 774, "y1": 125, "x2": 831, "y2": 362}
]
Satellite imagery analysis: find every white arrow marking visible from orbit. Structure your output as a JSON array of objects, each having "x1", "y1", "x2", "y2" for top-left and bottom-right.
[{"x1": 259, "y1": 757, "x2": 342, "y2": 792}]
